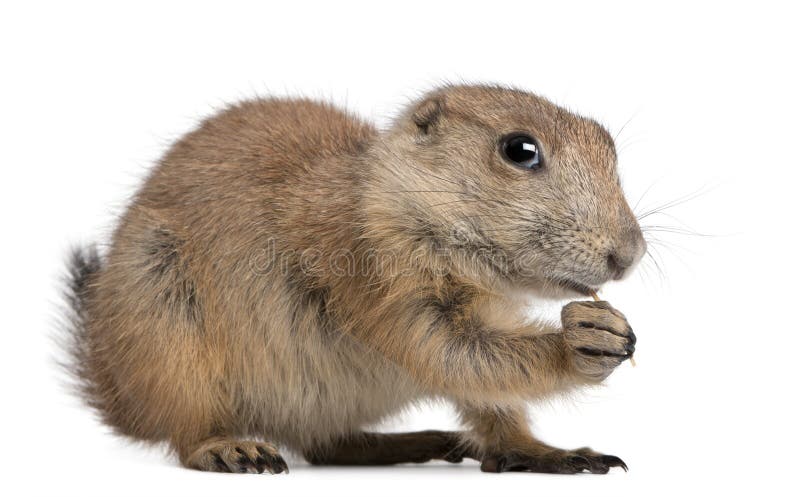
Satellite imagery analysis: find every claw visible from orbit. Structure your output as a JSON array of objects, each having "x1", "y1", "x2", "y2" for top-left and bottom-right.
[
  {"x1": 271, "y1": 455, "x2": 289, "y2": 474},
  {"x1": 235, "y1": 447, "x2": 254, "y2": 471},
  {"x1": 211, "y1": 452, "x2": 230, "y2": 472},
  {"x1": 254, "y1": 446, "x2": 288, "y2": 474},
  {"x1": 601, "y1": 455, "x2": 628, "y2": 472}
]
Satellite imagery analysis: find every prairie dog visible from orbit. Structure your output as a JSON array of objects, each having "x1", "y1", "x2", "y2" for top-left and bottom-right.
[{"x1": 63, "y1": 84, "x2": 644, "y2": 474}]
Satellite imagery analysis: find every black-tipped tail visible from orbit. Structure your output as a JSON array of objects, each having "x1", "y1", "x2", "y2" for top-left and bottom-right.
[{"x1": 58, "y1": 245, "x2": 103, "y2": 407}]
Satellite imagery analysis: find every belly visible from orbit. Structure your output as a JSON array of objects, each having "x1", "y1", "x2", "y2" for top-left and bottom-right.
[{"x1": 235, "y1": 323, "x2": 421, "y2": 452}]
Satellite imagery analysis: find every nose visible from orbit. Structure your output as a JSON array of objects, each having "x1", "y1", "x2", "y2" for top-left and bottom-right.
[{"x1": 606, "y1": 229, "x2": 646, "y2": 280}]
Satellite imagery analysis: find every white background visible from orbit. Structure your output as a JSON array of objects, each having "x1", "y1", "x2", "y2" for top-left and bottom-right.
[{"x1": 2, "y1": 1, "x2": 798, "y2": 496}]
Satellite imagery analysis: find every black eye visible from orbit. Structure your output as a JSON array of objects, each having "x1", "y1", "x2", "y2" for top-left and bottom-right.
[{"x1": 500, "y1": 133, "x2": 542, "y2": 170}]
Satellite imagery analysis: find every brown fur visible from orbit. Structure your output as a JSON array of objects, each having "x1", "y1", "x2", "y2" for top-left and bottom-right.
[{"x1": 62, "y1": 85, "x2": 644, "y2": 474}]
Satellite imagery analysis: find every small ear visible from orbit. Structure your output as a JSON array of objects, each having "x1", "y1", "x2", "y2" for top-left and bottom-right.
[{"x1": 411, "y1": 96, "x2": 444, "y2": 135}]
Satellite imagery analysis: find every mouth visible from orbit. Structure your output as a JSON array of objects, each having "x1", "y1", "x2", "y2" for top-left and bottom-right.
[{"x1": 550, "y1": 277, "x2": 598, "y2": 297}]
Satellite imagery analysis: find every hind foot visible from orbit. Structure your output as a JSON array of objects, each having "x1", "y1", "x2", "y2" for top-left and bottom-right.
[
  {"x1": 184, "y1": 438, "x2": 288, "y2": 474},
  {"x1": 480, "y1": 447, "x2": 627, "y2": 474}
]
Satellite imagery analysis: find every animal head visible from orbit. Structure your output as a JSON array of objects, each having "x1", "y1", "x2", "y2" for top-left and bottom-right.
[{"x1": 367, "y1": 84, "x2": 645, "y2": 297}]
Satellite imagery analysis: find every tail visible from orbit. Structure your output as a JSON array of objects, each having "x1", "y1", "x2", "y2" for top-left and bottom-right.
[{"x1": 58, "y1": 245, "x2": 104, "y2": 411}]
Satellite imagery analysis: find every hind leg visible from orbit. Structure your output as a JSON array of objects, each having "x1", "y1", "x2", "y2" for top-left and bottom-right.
[
  {"x1": 304, "y1": 430, "x2": 475, "y2": 465},
  {"x1": 181, "y1": 437, "x2": 289, "y2": 474}
]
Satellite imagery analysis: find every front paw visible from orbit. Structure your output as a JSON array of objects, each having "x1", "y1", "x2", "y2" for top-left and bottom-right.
[{"x1": 561, "y1": 300, "x2": 636, "y2": 382}]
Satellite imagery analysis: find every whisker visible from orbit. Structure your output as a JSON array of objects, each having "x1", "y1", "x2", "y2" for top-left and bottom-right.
[
  {"x1": 403, "y1": 161, "x2": 462, "y2": 188},
  {"x1": 380, "y1": 190, "x2": 473, "y2": 195},
  {"x1": 429, "y1": 198, "x2": 487, "y2": 209},
  {"x1": 636, "y1": 184, "x2": 716, "y2": 221},
  {"x1": 641, "y1": 225, "x2": 715, "y2": 237},
  {"x1": 632, "y1": 177, "x2": 665, "y2": 214},
  {"x1": 613, "y1": 112, "x2": 638, "y2": 143},
  {"x1": 644, "y1": 247, "x2": 666, "y2": 283}
]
